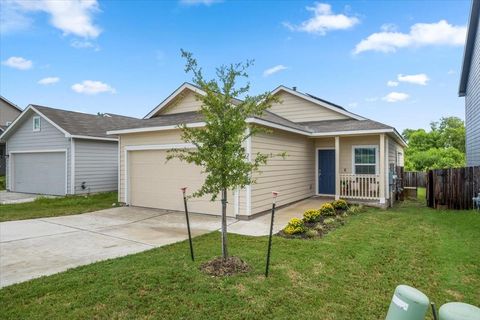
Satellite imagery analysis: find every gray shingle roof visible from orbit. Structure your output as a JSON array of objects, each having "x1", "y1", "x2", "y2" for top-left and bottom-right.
[
  {"x1": 108, "y1": 109, "x2": 394, "y2": 136},
  {"x1": 33, "y1": 105, "x2": 142, "y2": 138},
  {"x1": 300, "y1": 119, "x2": 393, "y2": 133}
]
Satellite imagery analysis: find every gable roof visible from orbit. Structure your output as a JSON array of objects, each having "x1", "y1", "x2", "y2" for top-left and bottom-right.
[
  {"x1": 108, "y1": 110, "x2": 406, "y2": 146},
  {"x1": 143, "y1": 82, "x2": 243, "y2": 119},
  {"x1": 1, "y1": 96, "x2": 23, "y2": 113},
  {"x1": 0, "y1": 105, "x2": 141, "y2": 141},
  {"x1": 270, "y1": 86, "x2": 365, "y2": 121},
  {"x1": 459, "y1": 0, "x2": 480, "y2": 96}
]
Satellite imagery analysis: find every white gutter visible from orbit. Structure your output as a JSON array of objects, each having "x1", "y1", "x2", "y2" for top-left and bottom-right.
[
  {"x1": 107, "y1": 122, "x2": 206, "y2": 135},
  {"x1": 106, "y1": 118, "x2": 406, "y2": 147}
]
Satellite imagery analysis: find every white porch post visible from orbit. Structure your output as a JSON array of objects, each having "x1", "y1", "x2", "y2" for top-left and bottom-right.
[
  {"x1": 335, "y1": 136, "x2": 340, "y2": 200},
  {"x1": 379, "y1": 134, "x2": 386, "y2": 204}
]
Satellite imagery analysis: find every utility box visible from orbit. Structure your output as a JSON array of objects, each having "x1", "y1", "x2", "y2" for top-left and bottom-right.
[
  {"x1": 439, "y1": 302, "x2": 480, "y2": 320},
  {"x1": 385, "y1": 285, "x2": 430, "y2": 320}
]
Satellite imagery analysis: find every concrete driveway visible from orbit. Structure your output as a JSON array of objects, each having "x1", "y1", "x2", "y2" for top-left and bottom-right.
[
  {"x1": 0, "y1": 191, "x2": 56, "y2": 204},
  {"x1": 0, "y1": 207, "x2": 236, "y2": 287},
  {"x1": 0, "y1": 197, "x2": 329, "y2": 288}
]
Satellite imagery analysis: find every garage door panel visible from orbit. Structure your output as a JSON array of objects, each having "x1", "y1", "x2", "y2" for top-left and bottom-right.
[
  {"x1": 129, "y1": 150, "x2": 234, "y2": 216},
  {"x1": 13, "y1": 152, "x2": 66, "y2": 195}
]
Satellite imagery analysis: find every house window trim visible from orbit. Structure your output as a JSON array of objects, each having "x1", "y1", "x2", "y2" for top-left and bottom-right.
[
  {"x1": 33, "y1": 116, "x2": 41, "y2": 132},
  {"x1": 6, "y1": 121, "x2": 12, "y2": 126},
  {"x1": 351, "y1": 145, "x2": 379, "y2": 175}
]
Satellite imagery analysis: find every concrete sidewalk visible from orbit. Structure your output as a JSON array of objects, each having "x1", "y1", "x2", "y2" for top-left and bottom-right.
[{"x1": 228, "y1": 197, "x2": 329, "y2": 236}]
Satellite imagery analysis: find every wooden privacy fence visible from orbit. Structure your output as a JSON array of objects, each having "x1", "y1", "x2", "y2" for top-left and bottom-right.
[
  {"x1": 404, "y1": 171, "x2": 426, "y2": 188},
  {"x1": 426, "y1": 166, "x2": 480, "y2": 210}
]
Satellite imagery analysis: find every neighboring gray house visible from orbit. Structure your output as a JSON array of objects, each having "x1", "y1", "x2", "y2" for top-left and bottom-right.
[
  {"x1": 0, "y1": 96, "x2": 23, "y2": 175},
  {"x1": 459, "y1": 0, "x2": 480, "y2": 166},
  {"x1": 0, "y1": 105, "x2": 140, "y2": 195}
]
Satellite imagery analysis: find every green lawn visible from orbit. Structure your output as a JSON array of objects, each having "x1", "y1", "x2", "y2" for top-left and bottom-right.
[
  {"x1": 1, "y1": 199, "x2": 479, "y2": 320},
  {"x1": 0, "y1": 192, "x2": 118, "y2": 222}
]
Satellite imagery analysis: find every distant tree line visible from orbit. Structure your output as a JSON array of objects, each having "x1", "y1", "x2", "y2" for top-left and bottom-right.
[{"x1": 402, "y1": 116, "x2": 465, "y2": 171}]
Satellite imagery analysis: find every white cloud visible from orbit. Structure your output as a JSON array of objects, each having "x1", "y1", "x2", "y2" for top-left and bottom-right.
[
  {"x1": 2, "y1": 56, "x2": 32, "y2": 70},
  {"x1": 263, "y1": 65, "x2": 288, "y2": 77},
  {"x1": 387, "y1": 80, "x2": 399, "y2": 87},
  {"x1": 382, "y1": 92, "x2": 409, "y2": 103},
  {"x1": 0, "y1": 1, "x2": 32, "y2": 34},
  {"x1": 284, "y1": 2, "x2": 359, "y2": 35},
  {"x1": 38, "y1": 77, "x2": 60, "y2": 85},
  {"x1": 3, "y1": 0, "x2": 101, "y2": 38},
  {"x1": 70, "y1": 39, "x2": 100, "y2": 50},
  {"x1": 179, "y1": 0, "x2": 222, "y2": 5},
  {"x1": 348, "y1": 102, "x2": 358, "y2": 108},
  {"x1": 354, "y1": 20, "x2": 466, "y2": 54},
  {"x1": 71, "y1": 80, "x2": 116, "y2": 95},
  {"x1": 397, "y1": 73, "x2": 429, "y2": 85}
]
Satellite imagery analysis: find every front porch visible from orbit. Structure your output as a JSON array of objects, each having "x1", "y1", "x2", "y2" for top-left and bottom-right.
[{"x1": 313, "y1": 133, "x2": 392, "y2": 206}]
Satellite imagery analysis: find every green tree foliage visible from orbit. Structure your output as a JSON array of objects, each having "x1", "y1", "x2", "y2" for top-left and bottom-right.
[
  {"x1": 168, "y1": 50, "x2": 282, "y2": 259},
  {"x1": 402, "y1": 116, "x2": 466, "y2": 171}
]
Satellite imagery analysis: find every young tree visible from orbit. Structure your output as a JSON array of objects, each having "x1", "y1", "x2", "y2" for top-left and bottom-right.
[{"x1": 168, "y1": 50, "x2": 280, "y2": 260}]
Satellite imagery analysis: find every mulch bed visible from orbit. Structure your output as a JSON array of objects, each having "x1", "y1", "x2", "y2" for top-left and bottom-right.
[
  {"x1": 200, "y1": 256, "x2": 251, "y2": 276},
  {"x1": 277, "y1": 213, "x2": 347, "y2": 240}
]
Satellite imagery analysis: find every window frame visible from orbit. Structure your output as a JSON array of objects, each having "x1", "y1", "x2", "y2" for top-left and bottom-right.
[
  {"x1": 351, "y1": 145, "x2": 379, "y2": 175},
  {"x1": 33, "y1": 116, "x2": 41, "y2": 132}
]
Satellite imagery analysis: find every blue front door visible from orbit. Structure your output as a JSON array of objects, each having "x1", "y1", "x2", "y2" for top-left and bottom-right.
[{"x1": 318, "y1": 149, "x2": 335, "y2": 195}]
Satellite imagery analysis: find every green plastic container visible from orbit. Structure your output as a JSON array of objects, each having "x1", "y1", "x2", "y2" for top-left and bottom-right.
[
  {"x1": 385, "y1": 285, "x2": 430, "y2": 320},
  {"x1": 439, "y1": 302, "x2": 480, "y2": 320}
]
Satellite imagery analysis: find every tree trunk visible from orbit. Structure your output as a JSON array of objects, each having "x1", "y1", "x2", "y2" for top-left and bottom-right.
[{"x1": 221, "y1": 188, "x2": 228, "y2": 260}]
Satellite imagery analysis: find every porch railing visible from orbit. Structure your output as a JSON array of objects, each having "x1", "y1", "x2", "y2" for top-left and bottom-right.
[{"x1": 340, "y1": 174, "x2": 380, "y2": 200}]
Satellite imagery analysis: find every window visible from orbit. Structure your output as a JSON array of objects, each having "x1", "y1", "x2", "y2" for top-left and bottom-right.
[
  {"x1": 33, "y1": 116, "x2": 41, "y2": 132},
  {"x1": 353, "y1": 146, "x2": 377, "y2": 174},
  {"x1": 397, "y1": 151, "x2": 403, "y2": 166}
]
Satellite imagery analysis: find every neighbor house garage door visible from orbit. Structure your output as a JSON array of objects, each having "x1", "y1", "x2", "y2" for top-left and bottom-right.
[
  {"x1": 128, "y1": 150, "x2": 234, "y2": 216},
  {"x1": 12, "y1": 152, "x2": 66, "y2": 195}
]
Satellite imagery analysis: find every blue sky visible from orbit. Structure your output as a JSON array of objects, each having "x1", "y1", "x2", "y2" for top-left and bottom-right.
[{"x1": 0, "y1": 0, "x2": 472, "y2": 132}]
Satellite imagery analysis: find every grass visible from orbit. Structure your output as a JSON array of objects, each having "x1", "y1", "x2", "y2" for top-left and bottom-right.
[
  {"x1": 1, "y1": 198, "x2": 479, "y2": 319},
  {"x1": 0, "y1": 192, "x2": 118, "y2": 222},
  {"x1": 0, "y1": 175, "x2": 5, "y2": 190}
]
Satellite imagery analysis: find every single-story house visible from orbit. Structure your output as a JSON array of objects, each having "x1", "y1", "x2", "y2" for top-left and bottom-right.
[
  {"x1": 0, "y1": 105, "x2": 140, "y2": 195},
  {"x1": 459, "y1": 0, "x2": 480, "y2": 166},
  {"x1": 108, "y1": 83, "x2": 406, "y2": 219},
  {"x1": 1, "y1": 96, "x2": 23, "y2": 175}
]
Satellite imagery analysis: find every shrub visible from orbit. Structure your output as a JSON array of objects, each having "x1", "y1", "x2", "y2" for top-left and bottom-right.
[
  {"x1": 283, "y1": 218, "x2": 306, "y2": 235},
  {"x1": 347, "y1": 204, "x2": 366, "y2": 215},
  {"x1": 305, "y1": 229, "x2": 317, "y2": 238},
  {"x1": 332, "y1": 199, "x2": 348, "y2": 210},
  {"x1": 313, "y1": 224, "x2": 324, "y2": 232},
  {"x1": 303, "y1": 209, "x2": 321, "y2": 223},
  {"x1": 319, "y1": 203, "x2": 336, "y2": 216},
  {"x1": 323, "y1": 218, "x2": 335, "y2": 225}
]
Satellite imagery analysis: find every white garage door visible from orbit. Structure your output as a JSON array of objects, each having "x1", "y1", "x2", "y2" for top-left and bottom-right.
[
  {"x1": 12, "y1": 152, "x2": 66, "y2": 195},
  {"x1": 128, "y1": 150, "x2": 234, "y2": 216}
]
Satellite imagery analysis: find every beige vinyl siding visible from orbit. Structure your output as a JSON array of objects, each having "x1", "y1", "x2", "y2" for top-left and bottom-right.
[
  {"x1": 119, "y1": 129, "x2": 234, "y2": 216},
  {"x1": 250, "y1": 129, "x2": 315, "y2": 215},
  {"x1": 338, "y1": 135, "x2": 380, "y2": 174},
  {"x1": 388, "y1": 137, "x2": 404, "y2": 167},
  {"x1": 269, "y1": 91, "x2": 350, "y2": 123},
  {"x1": 0, "y1": 99, "x2": 21, "y2": 126},
  {"x1": 157, "y1": 90, "x2": 202, "y2": 116},
  {"x1": 315, "y1": 138, "x2": 335, "y2": 149}
]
